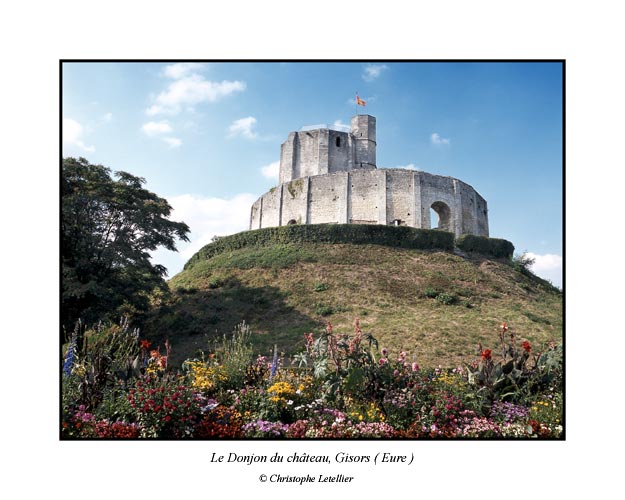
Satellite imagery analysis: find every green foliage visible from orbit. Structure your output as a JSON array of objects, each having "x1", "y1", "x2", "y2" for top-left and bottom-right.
[
  {"x1": 511, "y1": 253, "x2": 561, "y2": 293},
  {"x1": 313, "y1": 282, "x2": 329, "y2": 292},
  {"x1": 512, "y1": 253, "x2": 536, "y2": 273},
  {"x1": 184, "y1": 224, "x2": 455, "y2": 270},
  {"x1": 456, "y1": 234, "x2": 515, "y2": 259},
  {"x1": 314, "y1": 304, "x2": 335, "y2": 316},
  {"x1": 435, "y1": 292, "x2": 457, "y2": 305},
  {"x1": 62, "y1": 157, "x2": 190, "y2": 329},
  {"x1": 207, "y1": 277, "x2": 225, "y2": 289},
  {"x1": 213, "y1": 321, "x2": 255, "y2": 389},
  {"x1": 287, "y1": 179, "x2": 303, "y2": 198},
  {"x1": 466, "y1": 324, "x2": 563, "y2": 411},
  {"x1": 62, "y1": 317, "x2": 142, "y2": 414},
  {"x1": 423, "y1": 287, "x2": 439, "y2": 298}
]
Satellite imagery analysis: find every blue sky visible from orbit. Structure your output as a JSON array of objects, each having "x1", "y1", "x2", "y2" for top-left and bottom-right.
[{"x1": 62, "y1": 61, "x2": 563, "y2": 286}]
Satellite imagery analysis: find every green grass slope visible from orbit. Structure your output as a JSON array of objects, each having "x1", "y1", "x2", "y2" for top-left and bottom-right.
[{"x1": 145, "y1": 240, "x2": 562, "y2": 369}]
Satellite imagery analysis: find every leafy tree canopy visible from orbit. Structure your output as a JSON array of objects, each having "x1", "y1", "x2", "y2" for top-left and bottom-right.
[{"x1": 62, "y1": 157, "x2": 190, "y2": 332}]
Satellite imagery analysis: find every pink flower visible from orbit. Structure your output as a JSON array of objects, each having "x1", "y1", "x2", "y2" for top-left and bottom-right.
[
  {"x1": 411, "y1": 362, "x2": 419, "y2": 372},
  {"x1": 393, "y1": 369, "x2": 399, "y2": 377},
  {"x1": 379, "y1": 358, "x2": 387, "y2": 366},
  {"x1": 381, "y1": 348, "x2": 388, "y2": 356}
]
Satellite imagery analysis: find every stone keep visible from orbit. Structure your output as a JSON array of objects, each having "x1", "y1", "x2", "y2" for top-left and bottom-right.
[{"x1": 250, "y1": 114, "x2": 489, "y2": 237}]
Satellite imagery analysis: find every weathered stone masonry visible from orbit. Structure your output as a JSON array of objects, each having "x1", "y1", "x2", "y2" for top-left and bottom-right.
[{"x1": 250, "y1": 114, "x2": 488, "y2": 237}]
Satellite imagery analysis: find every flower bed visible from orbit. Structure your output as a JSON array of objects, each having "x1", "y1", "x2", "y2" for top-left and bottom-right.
[{"x1": 61, "y1": 319, "x2": 563, "y2": 439}]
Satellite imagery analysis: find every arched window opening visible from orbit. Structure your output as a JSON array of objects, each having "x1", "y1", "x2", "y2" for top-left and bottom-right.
[
  {"x1": 429, "y1": 208, "x2": 439, "y2": 229},
  {"x1": 430, "y1": 201, "x2": 452, "y2": 231},
  {"x1": 336, "y1": 136, "x2": 341, "y2": 147},
  {"x1": 286, "y1": 219, "x2": 298, "y2": 225}
]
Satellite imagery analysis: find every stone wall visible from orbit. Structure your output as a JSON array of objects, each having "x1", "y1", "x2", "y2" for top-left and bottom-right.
[
  {"x1": 279, "y1": 115, "x2": 376, "y2": 184},
  {"x1": 250, "y1": 169, "x2": 488, "y2": 237}
]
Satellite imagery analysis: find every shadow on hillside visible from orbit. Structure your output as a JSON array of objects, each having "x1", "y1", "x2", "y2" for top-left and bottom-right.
[{"x1": 144, "y1": 277, "x2": 321, "y2": 366}]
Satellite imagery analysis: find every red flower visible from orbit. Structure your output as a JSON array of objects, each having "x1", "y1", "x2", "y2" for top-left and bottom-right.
[
  {"x1": 522, "y1": 341, "x2": 532, "y2": 353},
  {"x1": 140, "y1": 339, "x2": 151, "y2": 350},
  {"x1": 481, "y1": 349, "x2": 492, "y2": 361}
]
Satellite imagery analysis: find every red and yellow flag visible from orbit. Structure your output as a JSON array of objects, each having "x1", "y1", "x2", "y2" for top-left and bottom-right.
[{"x1": 356, "y1": 94, "x2": 366, "y2": 107}]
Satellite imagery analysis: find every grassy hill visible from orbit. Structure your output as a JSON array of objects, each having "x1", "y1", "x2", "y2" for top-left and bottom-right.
[{"x1": 144, "y1": 228, "x2": 562, "y2": 369}]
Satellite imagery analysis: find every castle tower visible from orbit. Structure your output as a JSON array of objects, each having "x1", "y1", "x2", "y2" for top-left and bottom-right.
[{"x1": 351, "y1": 114, "x2": 376, "y2": 169}]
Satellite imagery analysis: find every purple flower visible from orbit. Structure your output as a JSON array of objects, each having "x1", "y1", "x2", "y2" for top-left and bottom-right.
[
  {"x1": 489, "y1": 401, "x2": 529, "y2": 422},
  {"x1": 63, "y1": 335, "x2": 77, "y2": 377},
  {"x1": 242, "y1": 420, "x2": 290, "y2": 437},
  {"x1": 269, "y1": 345, "x2": 278, "y2": 381}
]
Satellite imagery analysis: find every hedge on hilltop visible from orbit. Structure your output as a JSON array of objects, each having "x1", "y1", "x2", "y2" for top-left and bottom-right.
[
  {"x1": 456, "y1": 234, "x2": 515, "y2": 259},
  {"x1": 184, "y1": 224, "x2": 455, "y2": 270},
  {"x1": 184, "y1": 224, "x2": 514, "y2": 270}
]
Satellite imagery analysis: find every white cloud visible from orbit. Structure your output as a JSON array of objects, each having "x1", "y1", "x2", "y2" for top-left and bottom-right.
[
  {"x1": 162, "y1": 137, "x2": 182, "y2": 148},
  {"x1": 229, "y1": 116, "x2": 258, "y2": 139},
  {"x1": 431, "y1": 132, "x2": 451, "y2": 145},
  {"x1": 162, "y1": 63, "x2": 207, "y2": 79},
  {"x1": 362, "y1": 64, "x2": 388, "y2": 81},
  {"x1": 525, "y1": 252, "x2": 563, "y2": 288},
  {"x1": 141, "y1": 120, "x2": 173, "y2": 136},
  {"x1": 63, "y1": 118, "x2": 95, "y2": 153},
  {"x1": 150, "y1": 192, "x2": 258, "y2": 277},
  {"x1": 332, "y1": 119, "x2": 351, "y2": 131},
  {"x1": 261, "y1": 160, "x2": 280, "y2": 180},
  {"x1": 146, "y1": 75, "x2": 246, "y2": 116}
]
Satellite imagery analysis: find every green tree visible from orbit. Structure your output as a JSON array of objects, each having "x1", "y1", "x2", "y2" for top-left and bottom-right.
[{"x1": 62, "y1": 157, "x2": 190, "y2": 332}]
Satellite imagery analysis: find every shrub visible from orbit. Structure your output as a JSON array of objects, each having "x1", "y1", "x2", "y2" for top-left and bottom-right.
[
  {"x1": 61, "y1": 317, "x2": 141, "y2": 413},
  {"x1": 207, "y1": 277, "x2": 224, "y2": 289},
  {"x1": 423, "y1": 287, "x2": 439, "y2": 298},
  {"x1": 456, "y1": 234, "x2": 514, "y2": 259},
  {"x1": 436, "y1": 292, "x2": 457, "y2": 305},
  {"x1": 315, "y1": 304, "x2": 334, "y2": 316},
  {"x1": 214, "y1": 321, "x2": 255, "y2": 389},
  {"x1": 313, "y1": 282, "x2": 329, "y2": 292}
]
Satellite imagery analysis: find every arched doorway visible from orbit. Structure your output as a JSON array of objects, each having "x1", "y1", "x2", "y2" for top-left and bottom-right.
[{"x1": 430, "y1": 201, "x2": 452, "y2": 231}]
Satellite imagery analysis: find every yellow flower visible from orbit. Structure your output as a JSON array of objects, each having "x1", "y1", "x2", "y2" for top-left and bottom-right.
[
  {"x1": 186, "y1": 361, "x2": 226, "y2": 390},
  {"x1": 267, "y1": 381, "x2": 295, "y2": 398}
]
